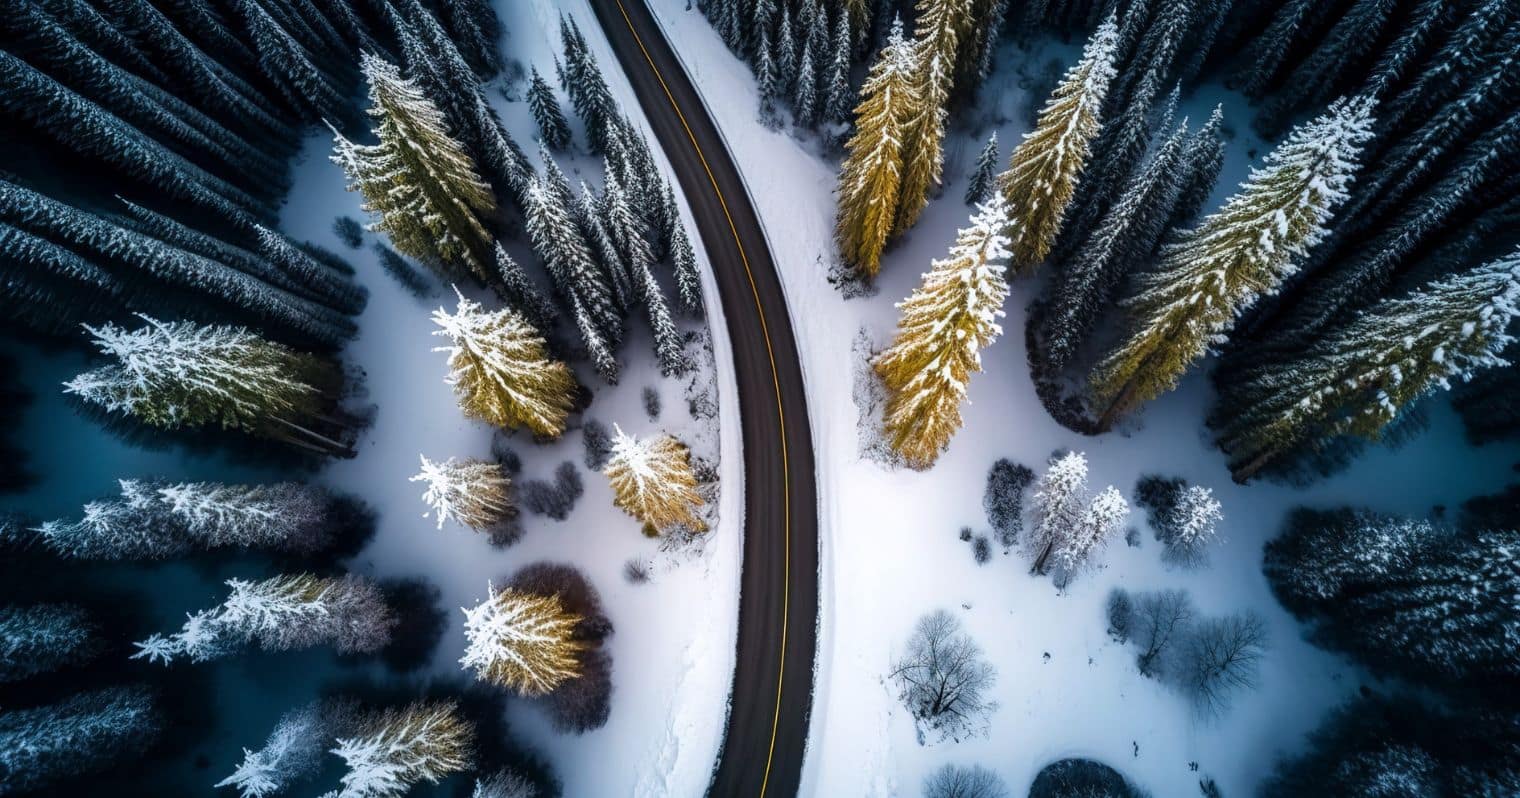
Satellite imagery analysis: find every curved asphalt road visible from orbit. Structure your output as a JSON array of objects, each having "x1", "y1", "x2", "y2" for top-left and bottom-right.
[{"x1": 587, "y1": 1, "x2": 819, "y2": 795}]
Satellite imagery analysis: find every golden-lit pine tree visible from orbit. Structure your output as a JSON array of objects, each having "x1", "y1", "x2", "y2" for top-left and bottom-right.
[
  {"x1": 331, "y1": 54, "x2": 497, "y2": 283},
  {"x1": 459, "y1": 583, "x2": 583, "y2": 696},
  {"x1": 873, "y1": 194, "x2": 1012, "y2": 468},
  {"x1": 996, "y1": 16, "x2": 1118, "y2": 269},
  {"x1": 331, "y1": 701, "x2": 474, "y2": 796},
  {"x1": 835, "y1": 18, "x2": 918, "y2": 279},
  {"x1": 604, "y1": 426, "x2": 706, "y2": 536},
  {"x1": 1091, "y1": 95, "x2": 1376, "y2": 430},
  {"x1": 892, "y1": 0, "x2": 972, "y2": 236},
  {"x1": 430, "y1": 288, "x2": 576, "y2": 438}
]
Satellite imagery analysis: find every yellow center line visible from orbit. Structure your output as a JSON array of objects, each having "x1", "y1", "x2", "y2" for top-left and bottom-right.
[{"x1": 606, "y1": 1, "x2": 792, "y2": 795}]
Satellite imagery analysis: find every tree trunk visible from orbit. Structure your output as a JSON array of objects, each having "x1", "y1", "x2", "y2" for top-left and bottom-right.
[
  {"x1": 1030, "y1": 540, "x2": 1054, "y2": 575},
  {"x1": 1230, "y1": 446, "x2": 1282, "y2": 484}
]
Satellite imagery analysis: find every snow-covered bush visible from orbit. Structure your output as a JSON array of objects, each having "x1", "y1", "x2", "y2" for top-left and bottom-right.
[
  {"x1": 333, "y1": 216, "x2": 364, "y2": 248},
  {"x1": 890, "y1": 610, "x2": 997, "y2": 742},
  {"x1": 1026, "y1": 452, "x2": 1127, "y2": 583},
  {"x1": 972, "y1": 535, "x2": 992, "y2": 565},
  {"x1": 0, "y1": 686, "x2": 158, "y2": 795},
  {"x1": 1106, "y1": 588, "x2": 1133, "y2": 643},
  {"x1": 134, "y1": 573, "x2": 394, "y2": 665},
  {"x1": 0, "y1": 603, "x2": 98, "y2": 682},
  {"x1": 581, "y1": 419, "x2": 613, "y2": 470},
  {"x1": 983, "y1": 458, "x2": 1033, "y2": 548},
  {"x1": 519, "y1": 461, "x2": 583, "y2": 521},
  {"x1": 1136, "y1": 475, "x2": 1224, "y2": 567}
]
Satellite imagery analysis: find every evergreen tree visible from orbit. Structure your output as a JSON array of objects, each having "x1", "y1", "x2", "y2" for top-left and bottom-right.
[
  {"x1": 459, "y1": 582, "x2": 583, "y2": 695},
  {"x1": 1229, "y1": 0, "x2": 1328, "y2": 97},
  {"x1": 1053, "y1": 485, "x2": 1128, "y2": 588},
  {"x1": 793, "y1": 34, "x2": 820, "y2": 126},
  {"x1": 1264, "y1": 509, "x2": 1520, "y2": 688},
  {"x1": 523, "y1": 177, "x2": 621, "y2": 373},
  {"x1": 1160, "y1": 485, "x2": 1224, "y2": 566},
  {"x1": 1379, "y1": 0, "x2": 1515, "y2": 136},
  {"x1": 1171, "y1": 104, "x2": 1226, "y2": 228},
  {"x1": 1035, "y1": 116, "x2": 1190, "y2": 374},
  {"x1": 776, "y1": 5, "x2": 797, "y2": 93},
  {"x1": 996, "y1": 16, "x2": 1119, "y2": 269},
  {"x1": 872, "y1": 196, "x2": 1013, "y2": 469},
  {"x1": 756, "y1": 25, "x2": 781, "y2": 121},
  {"x1": 331, "y1": 54, "x2": 497, "y2": 284},
  {"x1": 893, "y1": 0, "x2": 971, "y2": 236},
  {"x1": 0, "y1": 604, "x2": 98, "y2": 682},
  {"x1": 0, "y1": 687, "x2": 159, "y2": 795},
  {"x1": 559, "y1": 15, "x2": 620, "y2": 154},
  {"x1": 964, "y1": 132, "x2": 999, "y2": 206},
  {"x1": 256, "y1": 226, "x2": 368, "y2": 315},
  {"x1": 1216, "y1": 247, "x2": 1520, "y2": 483},
  {"x1": 412, "y1": 455, "x2": 516, "y2": 533},
  {"x1": 472, "y1": 769, "x2": 537, "y2": 798},
  {"x1": 604, "y1": 426, "x2": 706, "y2": 536},
  {"x1": 36, "y1": 478, "x2": 346, "y2": 559},
  {"x1": 823, "y1": 8, "x2": 855, "y2": 125},
  {"x1": 527, "y1": 66, "x2": 572, "y2": 150},
  {"x1": 1255, "y1": 0, "x2": 1403, "y2": 136},
  {"x1": 1090, "y1": 96, "x2": 1375, "y2": 429},
  {"x1": 429, "y1": 289, "x2": 576, "y2": 438},
  {"x1": 216, "y1": 701, "x2": 334, "y2": 798},
  {"x1": 64, "y1": 316, "x2": 353, "y2": 455},
  {"x1": 669, "y1": 221, "x2": 704, "y2": 316},
  {"x1": 492, "y1": 243, "x2": 556, "y2": 331},
  {"x1": 955, "y1": 0, "x2": 1011, "y2": 102},
  {"x1": 1025, "y1": 451, "x2": 1089, "y2": 575},
  {"x1": 571, "y1": 293, "x2": 619, "y2": 383},
  {"x1": 329, "y1": 702, "x2": 473, "y2": 798},
  {"x1": 233, "y1": 0, "x2": 348, "y2": 122},
  {"x1": 834, "y1": 18, "x2": 917, "y2": 278},
  {"x1": 133, "y1": 573, "x2": 394, "y2": 665},
  {"x1": 433, "y1": 0, "x2": 502, "y2": 75},
  {"x1": 578, "y1": 184, "x2": 634, "y2": 311}
]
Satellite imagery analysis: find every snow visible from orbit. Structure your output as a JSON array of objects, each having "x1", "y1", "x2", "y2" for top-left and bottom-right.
[
  {"x1": 645, "y1": 3, "x2": 1520, "y2": 796},
  {"x1": 270, "y1": 1, "x2": 744, "y2": 794}
]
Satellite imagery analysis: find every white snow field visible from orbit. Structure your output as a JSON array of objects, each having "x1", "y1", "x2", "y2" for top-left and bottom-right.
[
  {"x1": 646, "y1": 3, "x2": 1520, "y2": 796},
  {"x1": 274, "y1": 1, "x2": 743, "y2": 794}
]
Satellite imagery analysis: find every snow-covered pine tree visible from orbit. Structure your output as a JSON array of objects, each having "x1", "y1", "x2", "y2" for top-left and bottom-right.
[
  {"x1": 1379, "y1": 0, "x2": 1514, "y2": 136},
  {"x1": 954, "y1": 0, "x2": 1010, "y2": 102},
  {"x1": 132, "y1": 573, "x2": 394, "y2": 665},
  {"x1": 964, "y1": 132, "x2": 999, "y2": 205},
  {"x1": 471, "y1": 769, "x2": 537, "y2": 798},
  {"x1": 1025, "y1": 451, "x2": 1089, "y2": 575},
  {"x1": 233, "y1": 0, "x2": 348, "y2": 123},
  {"x1": 216, "y1": 701, "x2": 333, "y2": 798},
  {"x1": 459, "y1": 582, "x2": 583, "y2": 695},
  {"x1": 604, "y1": 426, "x2": 706, "y2": 536},
  {"x1": 776, "y1": 5, "x2": 797, "y2": 95},
  {"x1": 1160, "y1": 485, "x2": 1223, "y2": 566},
  {"x1": 578, "y1": 184, "x2": 634, "y2": 311},
  {"x1": 527, "y1": 66, "x2": 572, "y2": 150},
  {"x1": 64, "y1": 316, "x2": 352, "y2": 455},
  {"x1": 491, "y1": 244, "x2": 556, "y2": 331},
  {"x1": 823, "y1": 7, "x2": 854, "y2": 126},
  {"x1": 872, "y1": 196, "x2": 1013, "y2": 469},
  {"x1": 834, "y1": 17, "x2": 918, "y2": 278},
  {"x1": 1091, "y1": 95, "x2": 1376, "y2": 430},
  {"x1": 432, "y1": 0, "x2": 502, "y2": 75},
  {"x1": 1171, "y1": 104, "x2": 1226, "y2": 228},
  {"x1": 331, "y1": 54, "x2": 497, "y2": 284},
  {"x1": 996, "y1": 15, "x2": 1118, "y2": 269},
  {"x1": 793, "y1": 34, "x2": 820, "y2": 126},
  {"x1": 0, "y1": 686, "x2": 158, "y2": 796},
  {"x1": 669, "y1": 221, "x2": 704, "y2": 316},
  {"x1": 328, "y1": 701, "x2": 473, "y2": 798},
  {"x1": 412, "y1": 455, "x2": 516, "y2": 533},
  {"x1": 559, "y1": 15, "x2": 620, "y2": 154},
  {"x1": 1254, "y1": 0, "x2": 1403, "y2": 137},
  {"x1": 429, "y1": 288, "x2": 576, "y2": 437},
  {"x1": 755, "y1": 24, "x2": 781, "y2": 121},
  {"x1": 256, "y1": 226, "x2": 367, "y2": 315},
  {"x1": 1215, "y1": 246, "x2": 1520, "y2": 483},
  {"x1": 525, "y1": 163, "x2": 621, "y2": 347},
  {"x1": 1265, "y1": 510, "x2": 1519, "y2": 688},
  {"x1": 600, "y1": 166, "x2": 651, "y2": 306},
  {"x1": 893, "y1": 0, "x2": 971, "y2": 236},
  {"x1": 1229, "y1": 0, "x2": 1324, "y2": 97},
  {"x1": 1035, "y1": 116, "x2": 1191, "y2": 375},
  {"x1": 1052, "y1": 485, "x2": 1128, "y2": 588},
  {"x1": 0, "y1": 604, "x2": 98, "y2": 682}
]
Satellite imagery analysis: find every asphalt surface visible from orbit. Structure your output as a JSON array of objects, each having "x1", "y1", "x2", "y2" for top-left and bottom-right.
[{"x1": 587, "y1": 1, "x2": 820, "y2": 795}]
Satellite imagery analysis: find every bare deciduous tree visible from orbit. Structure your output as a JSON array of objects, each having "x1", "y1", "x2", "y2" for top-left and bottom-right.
[
  {"x1": 1133, "y1": 589, "x2": 1195, "y2": 678},
  {"x1": 889, "y1": 611, "x2": 997, "y2": 742},
  {"x1": 1183, "y1": 612, "x2": 1267, "y2": 718},
  {"x1": 924, "y1": 763, "x2": 1008, "y2": 798}
]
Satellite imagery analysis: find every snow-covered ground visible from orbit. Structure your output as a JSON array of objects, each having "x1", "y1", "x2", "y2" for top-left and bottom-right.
[
  {"x1": 646, "y1": 3, "x2": 1520, "y2": 796},
  {"x1": 272, "y1": 2, "x2": 743, "y2": 794}
]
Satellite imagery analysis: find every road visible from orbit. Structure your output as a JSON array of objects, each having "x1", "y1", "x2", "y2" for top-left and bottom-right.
[{"x1": 586, "y1": 1, "x2": 820, "y2": 795}]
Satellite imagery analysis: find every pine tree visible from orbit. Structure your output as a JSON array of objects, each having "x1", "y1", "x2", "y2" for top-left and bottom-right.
[
  {"x1": 955, "y1": 0, "x2": 1011, "y2": 102},
  {"x1": 756, "y1": 25, "x2": 781, "y2": 121},
  {"x1": 559, "y1": 15, "x2": 619, "y2": 154},
  {"x1": 872, "y1": 196, "x2": 1013, "y2": 469},
  {"x1": 1216, "y1": 247, "x2": 1520, "y2": 483},
  {"x1": 996, "y1": 16, "x2": 1119, "y2": 269},
  {"x1": 1172, "y1": 104, "x2": 1226, "y2": 228},
  {"x1": 132, "y1": 573, "x2": 394, "y2": 665},
  {"x1": 527, "y1": 66, "x2": 572, "y2": 150},
  {"x1": 1380, "y1": 0, "x2": 1514, "y2": 136},
  {"x1": 331, "y1": 54, "x2": 497, "y2": 284},
  {"x1": 604, "y1": 426, "x2": 706, "y2": 535},
  {"x1": 964, "y1": 133, "x2": 999, "y2": 205},
  {"x1": 329, "y1": 702, "x2": 473, "y2": 798},
  {"x1": 233, "y1": 0, "x2": 348, "y2": 122},
  {"x1": 472, "y1": 769, "x2": 537, "y2": 798},
  {"x1": 1025, "y1": 451, "x2": 1088, "y2": 575},
  {"x1": 578, "y1": 184, "x2": 634, "y2": 311},
  {"x1": 0, "y1": 604, "x2": 98, "y2": 682},
  {"x1": 412, "y1": 455, "x2": 516, "y2": 532},
  {"x1": 36, "y1": 478, "x2": 344, "y2": 559},
  {"x1": 669, "y1": 222, "x2": 704, "y2": 316},
  {"x1": 834, "y1": 18, "x2": 918, "y2": 278},
  {"x1": 429, "y1": 288, "x2": 576, "y2": 437},
  {"x1": 491, "y1": 243, "x2": 556, "y2": 331},
  {"x1": 256, "y1": 226, "x2": 367, "y2": 315},
  {"x1": 793, "y1": 34, "x2": 820, "y2": 126},
  {"x1": 1091, "y1": 96, "x2": 1376, "y2": 429},
  {"x1": 64, "y1": 316, "x2": 352, "y2": 454},
  {"x1": 823, "y1": 8, "x2": 855, "y2": 125},
  {"x1": 1229, "y1": 0, "x2": 1323, "y2": 97},
  {"x1": 1036, "y1": 116, "x2": 1190, "y2": 374},
  {"x1": 216, "y1": 701, "x2": 333, "y2": 798},
  {"x1": 1255, "y1": 0, "x2": 1403, "y2": 136},
  {"x1": 1160, "y1": 485, "x2": 1223, "y2": 566},
  {"x1": 538, "y1": 154, "x2": 622, "y2": 340},
  {"x1": 893, "y1": 0, "x2": 971, "y2": 236},
  {"x1": 459, "y1": 582, "x2": 583, "y2": 695},
  {"x1": 776, "y1": 5, "x2": 797, "y2": 93},
  {"x1": 1053, "y1": 485, "x2": 1128, "y2": 588},
  {"x1": 0, "y1": 687, "x2": 159, "y2": 795},
  {"x1": 572, "y1": 293, "x2": 619, "y2": 383}
]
